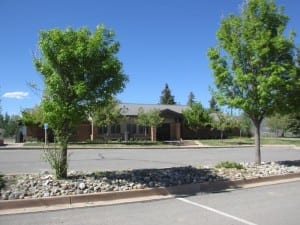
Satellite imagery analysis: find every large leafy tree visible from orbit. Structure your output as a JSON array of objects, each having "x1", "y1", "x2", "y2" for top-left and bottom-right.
[
  {"x1": 207, "y1": 0, "x2": 298, "y2": 164},
  {"x1": 160, "y1": 83, "x2": 176, "y2": 105},
  {"x1": 34, "y1": 25, "x2": 128, "y2": 178}
]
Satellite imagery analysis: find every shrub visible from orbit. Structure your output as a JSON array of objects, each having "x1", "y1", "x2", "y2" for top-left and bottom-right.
[
  {"x1": 0, "y1": 173, "x2": 5, "y2": 189},
  {"x1": 215, "y1": 161, "x2": 244, "y2": 170},
  {"x1": 41, "y1": 146, "x2": 70, "y2": 179}
]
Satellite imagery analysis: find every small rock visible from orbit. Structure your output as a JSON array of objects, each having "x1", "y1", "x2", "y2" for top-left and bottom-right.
[{"x1": 78, "y1": 182, "x2": 86, "y2": 190}]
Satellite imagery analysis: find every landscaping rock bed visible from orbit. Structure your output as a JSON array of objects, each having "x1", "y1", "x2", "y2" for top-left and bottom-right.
[{"x1": 1, "y1": 160, "x2": 300, "y2": 200}]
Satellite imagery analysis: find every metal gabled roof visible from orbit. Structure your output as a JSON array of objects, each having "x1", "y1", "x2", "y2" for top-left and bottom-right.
[{"x1": 118, "y1": 103, "x2": 189, "y2": 116}]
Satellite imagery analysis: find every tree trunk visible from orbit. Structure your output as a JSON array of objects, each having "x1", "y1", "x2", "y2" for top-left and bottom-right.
[
  {"x1": 150, "y1": 126, "x2": 157, "y2": 142},
  {"x1": 144, "y1": 127, "x2": 147, "y2": 140},
  {"x1": 253, "y1": 119, "x2": 262, "y2": 165},
  {"x1": 58, "y1": 146, "x2": 68, "y2": 179}
]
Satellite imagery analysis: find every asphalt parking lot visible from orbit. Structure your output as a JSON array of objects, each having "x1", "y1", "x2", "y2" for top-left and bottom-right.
[
  {"x1": 1, "y1": 146, "x2": 300, "y2": 173},
  {"x1": 1, "y1": 180, "x2": 300, "y2": 225}
]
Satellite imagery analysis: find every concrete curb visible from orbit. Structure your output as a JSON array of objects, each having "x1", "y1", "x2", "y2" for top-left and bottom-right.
[
  {"x1": 1, "y1": 172, "x2": 300, "y2": 212},
  {"x1": 1, "y1": 144, "x2": 299, "y2": 151}
]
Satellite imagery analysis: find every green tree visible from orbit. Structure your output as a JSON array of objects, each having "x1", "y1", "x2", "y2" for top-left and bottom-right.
[
  {"x1": 207, "y1": 0, "x2": 298, "y2": 164},
  {"x1": 266, "y1": 113, "x2": 290, "y2": 137},
  {"x1": 210, "y1": 111, "x2": 235, "y2": 140},
  {"x1": 136, "y1": 108, "x2": 163, "y2": 141},
  {"x1": 209, "y1": 96, "x2": 219, "y2": 112},
  {"x1": 0, "y1": 113, "x2": 21, "y2": 138},
  {"x1": 160, "y1": 83, "x2": 176, "y2": 105},
  {"x1": 92, "y1": 98, "x2": 123, "y2": 140},
  {"x1": 21, "y1": 105, "x2": 44, "y2": 127},
  {"x1": 34, "y1": 25, "x2": 128, "y2": 178},
  {"x1": 187, "y1": 92, "x2": 196, "y2": 106},
  {"x1": 287, "y1": 112, "x2": 300, "y2": 135},
  {"x1": 183, "y1": 102, "x2": 211, "y2": 131},
  {"x1": 236, "y1": 112, "x2": 252, "y2": 137}
]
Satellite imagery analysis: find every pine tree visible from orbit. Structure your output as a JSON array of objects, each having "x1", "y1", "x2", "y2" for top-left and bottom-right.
[
  {"x1": 187, "y1": 92, "x2": 195, "y2": 106},
  {"x1": 160, "y1": 83, "x2": 176, "y2": 105}
]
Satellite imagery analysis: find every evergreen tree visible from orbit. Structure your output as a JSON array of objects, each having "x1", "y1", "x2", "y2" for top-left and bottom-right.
[
  {"x1": 160, "y1": 83, "x2": 176, "y2": 105},
  {"x1": 209, "y1": 96, "x2": 219, "y2": 112},
  {"x1": 187, "y1": 92, "x2": 196, "y2": 106}
]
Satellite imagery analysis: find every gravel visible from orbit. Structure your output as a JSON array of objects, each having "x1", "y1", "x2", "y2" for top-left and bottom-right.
[{"x1": 1, "y1": 160, "x2": 300, "y2": 200}]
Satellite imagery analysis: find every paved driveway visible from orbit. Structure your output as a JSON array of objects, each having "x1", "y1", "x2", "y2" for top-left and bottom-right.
[
  {"x1": 0, "y1": 146, "x2": 299, "y2": 173},
  {"x1": 1, "y1": 180, "x2": 300, "y2": 225}
]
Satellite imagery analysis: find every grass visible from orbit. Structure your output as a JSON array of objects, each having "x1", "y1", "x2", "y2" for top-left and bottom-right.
[
  {"x1": 20, "y1": 137, "x2": 300, "y2": 148},
  {"x1": 199, "y1": 137, "x2": 254, "y2": 146},
  {"x1": 215, "y1": 161, "x2": 244, "y2": 170},
  {"x1": 199, "y1": 137, "x2": 300, "y2": 146},
  {"x1": 23, "y1": 140, "x2": 168, "y2": 148}
]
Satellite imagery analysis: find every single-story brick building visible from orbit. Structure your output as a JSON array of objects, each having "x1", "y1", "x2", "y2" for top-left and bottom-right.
[{"x1": 23, "y1": 103, "x2": 238, "y2": 142}]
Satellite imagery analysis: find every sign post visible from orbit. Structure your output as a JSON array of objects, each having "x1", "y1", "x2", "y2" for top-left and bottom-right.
[{"x1": 44, "y1": 123, "x2": 48, "y2": 146}]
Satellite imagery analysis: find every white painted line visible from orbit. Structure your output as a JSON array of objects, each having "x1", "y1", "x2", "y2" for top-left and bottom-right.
[{"x1": 177, "y1": 198, "x2": 259, "y2": 225}]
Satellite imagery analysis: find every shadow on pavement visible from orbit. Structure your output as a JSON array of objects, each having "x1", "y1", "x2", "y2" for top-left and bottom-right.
[
  {"x1": 277, "y1": 160, "x2": 300, "y2": 167},
  {"x1": 68, "y1": 166, "x2": 235, "y2": 197}
]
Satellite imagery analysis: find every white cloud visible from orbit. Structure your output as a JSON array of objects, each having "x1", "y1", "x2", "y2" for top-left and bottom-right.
[{"x1": 2, "y1": 91, "x2": 29, "y2": 99}]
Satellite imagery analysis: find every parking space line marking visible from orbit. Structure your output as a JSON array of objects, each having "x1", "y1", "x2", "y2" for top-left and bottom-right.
[{"x1": 177, "y1": 198, "x2": 258, "y2": 225}]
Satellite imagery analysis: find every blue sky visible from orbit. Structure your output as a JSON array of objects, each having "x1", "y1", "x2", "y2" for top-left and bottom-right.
[{"x1": 0, "y1": 0, "x2": 299, "y2": 115}]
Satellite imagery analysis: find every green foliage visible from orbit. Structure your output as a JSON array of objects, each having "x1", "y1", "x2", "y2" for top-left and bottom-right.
[
  {"x1": 235, "y1": 113, "x2": 252, "y2": 137},
  {"x1": 209, "y1": 96, "x2": 219, "y2": 112},
  {"x1": 136, "y1": 108, "x2": 164, "y2": 141},
  {"x1": 286, "y1": 112, "x2": 300, "y2": 135},
  {"x1": 210, "y1": 111, "x2": 235, "y2": 139},
  {"x1": 136, "y1": 108, "x2": 163, "y2": 127},
  {"x1": 207, "y1": 0, "x2": 298, "y2": 164},
  {"x1": 187, "y1": 92, "x2": 196, "y2": 106},
  {"x1": 266, "y1": 113, "x2": 290, "y2": 137},
  {"x1": 160, "y1": 83, "x2": 176, "y2": 105},
  {"x1": 34, "y1": 24, "x2": 128, "y2": 178},
  {"x1": 41, "y1": 147, "x2": 69, "y2": 179},
  {"x1": 92, "y1": 98, "x2": 123, "y2": 128},
  {"x1": 183, "y1": 102, "x2": 211, "y2": 131},
  {"x1": 0, "y1": 113, "x2": 21, "y2": 137},
  {"x1": 215, "y1": 161, "x2": 244, "y2": 170},
  {"x1": 21, "y1": 105, "x2": 44, "y2": 126}
]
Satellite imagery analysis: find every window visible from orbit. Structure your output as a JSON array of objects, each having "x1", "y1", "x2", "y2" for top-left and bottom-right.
[
  {"x1": 111, "y1": 124, "x2": 121, "y2": 134},
  {"x1": 127, "y1": 124, "x2": 137, "y2": 134},
  {"x1": 138, "y1": 125, "x2": 147, "y2": 134},
  {"x1": 98, "y1": 126, "x2": 108, "y2": 135}
]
